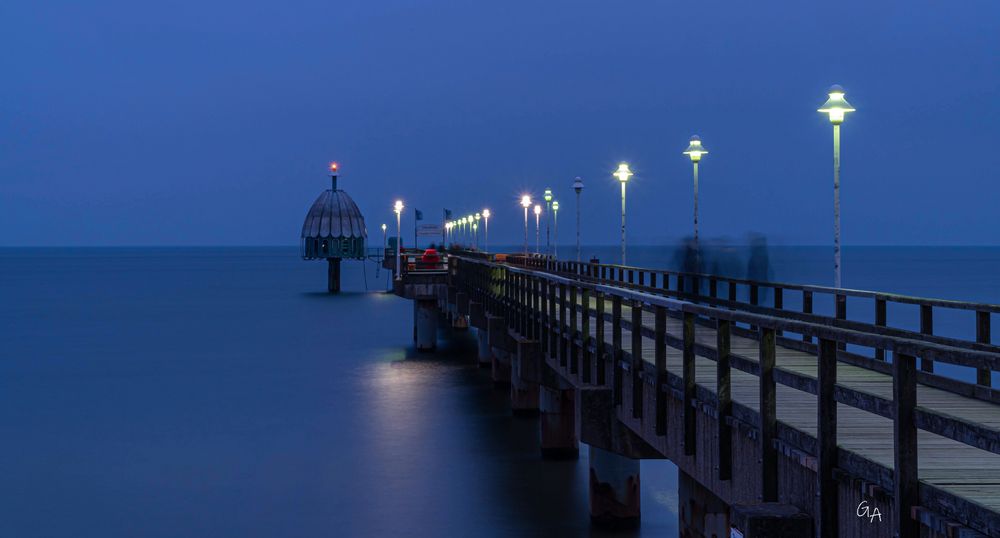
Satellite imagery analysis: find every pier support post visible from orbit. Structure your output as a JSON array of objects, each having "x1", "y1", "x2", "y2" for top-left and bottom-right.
[
  {"x1": 678, "y1": 471, "x2": 730, "y2": 537},
  {"x1": 414, "y1": 300, "x2": 439, "y2": 351},
  {"x1": 510, "y1": 340, "x2": 540, "y2": 415},
  {"x1": 326, "y1": 258, "x2": 341, "y2": 293},
  {"x1": 730, "y1": 503, "x2": 812, "y2": 538},
  {"x1": 476, "y1": 328, "x2": 493, "y2": 368},
  {"x1": 540, "y1": 386, "x2": 578, "y2": 458},
  {"x1": 589, "y1": 446, "x2": 640, "y2": 528}
]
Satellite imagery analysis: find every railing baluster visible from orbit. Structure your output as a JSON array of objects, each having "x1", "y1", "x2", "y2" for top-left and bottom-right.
[
  {"x1": 570, "y1": 285, "x2": 579, "y2": 375},
  {"x1": 835, "y1": 294, "x2": 847, "y2": 351},
  {"x1": 816, "y1": 338, "x2": 839, "y2": 538},
  {"x1": 613, "y1": 295, "x2": 623, "y2": 406},
  {"x1": 893, "y1": 352, "x2": 919, "y2": 538},
  {"x1": 655, "y1": 306, "x2": 667, "y2": 436},
  {"x1": 759, "y1": 327, "x2": 778, "y2": 502},
  {"x1": 548, "y1": 279, "x2": 557, "y2": 358},
  {"x1": 638, "y1": 270, "x2": 645, "y2": 286},
  {"x1": 632, "y1": 300, "x2": 643, "y2": 419},
  {"x1": 874, "y1": 297, "x2": 887, "y2": 360},
  {"x1": 683, "y1": 312, "x2": 696, "y2": 456},
  {"x1": 557, "y1": 283, "x2": 568, "y2": 367},
  {"x1": 540, "y1": 278, "x2": 549, "y2": 355},
  {"x1": 920, "y1": 305, "x2": 934, "y2": 372},
  {"x1": 582, "y1": 288, "x2": 591, "y2": 383},
  {"x1": 977, "y1": 310, "x2": 992, "y2": 386},
  {"x1": 650, "y1": 272, "x2": 657, "y2": 288},
  {"x1": 596, "y1": 291, "x2": 606, "y2": 385},
  {"x1": 709, "y1": 278, "x2": 718, "y2": 299},
  {"x1": 716, "y1": 319, "x2": 732, "y2": 480},
  {"x1": 774, "y1": 287, "x2": 784, "y2": 336}
]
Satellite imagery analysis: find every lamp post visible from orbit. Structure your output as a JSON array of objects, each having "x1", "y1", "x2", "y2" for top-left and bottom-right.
[
  {"x1": 520, "y1": 195, "x2": 532, "y2": 255},
  {"x1": 817, "y1": 84, "x2": 856, "y2": 288},
  {"x1": 474, "y1": 213, "x2": 481, "y2": 250},
  {"x1": 393, "y1": 200, "x2": 404, "y2": 281},
  {"x1": 683, "y1": 135, "x2": 708, "y2": 250},
  {"x1": 381, "y1": 223, "x2": 387, "y2": 251},
  {"x1": 552, "y1": 200, "x2": 559, "y2": 259},
  {"x1": 534, "y1": 204, "x2": 542, "y2": 254},
  {"x1": 573, "y1": 177, "x2": 583, "y2": 262},
  {"x1": 543, "y1": 188, "x2": 553, "y2": 255},
  {"x1": 482, "y1": 209, "x2": 491, "y2": 253},
  {"x1": 613, "y1": 163, "x2": 633, "y2": 265}
]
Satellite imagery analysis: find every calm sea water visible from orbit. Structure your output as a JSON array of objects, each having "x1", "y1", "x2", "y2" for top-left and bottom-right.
[{"x1": 1, "y1": 246, "x2": 997, "y2": 537}]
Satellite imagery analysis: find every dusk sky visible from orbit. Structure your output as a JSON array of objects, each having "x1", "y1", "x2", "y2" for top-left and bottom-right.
[{"x1": 3, "y1": 0, "x2": 998, "y2": 247}]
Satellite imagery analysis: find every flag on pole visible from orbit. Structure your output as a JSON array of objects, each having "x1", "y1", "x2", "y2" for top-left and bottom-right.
[{"x1": 415, "y1": 209, "x2": 424, "y2": 221}]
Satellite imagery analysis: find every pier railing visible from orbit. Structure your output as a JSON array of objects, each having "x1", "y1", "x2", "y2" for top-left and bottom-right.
[
  {"x1": 450, "y1": 255, "x2": 1000, "y2": 537},
  {"x1": 505, "y1": 255, "x2": 999, "y2": 394}
]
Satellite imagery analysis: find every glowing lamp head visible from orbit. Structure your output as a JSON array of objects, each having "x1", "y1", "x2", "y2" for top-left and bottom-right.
[
  {"x1": 329, "y1": 162, "x2": 339, "y2": 174},
  {"x1": 473, "y1": 223, "x2": 478, "y2": 230},
  {"x1": 482, "y1": 209, "x2": 491, "y2": 219},
  {"x1": 461, "y1": 217, "x2": 467, "y2": 224},
  {"x1": 552, "y1": 200, "x2": 559, "y2": 211},
  {"x1": 817, "y1": 84, "x2": 855, "y2": 125},
  {"x1": 543, "y1": 188, "x2": 553, "y2": 203},
  {"x1": 520, "y1": 195, "x2": 532, "y2": 208},
  {"x1": 381, "y1": 223, "x2": 387, "y2": 231},
  {"x1": 393, "y1": 200, "x2": 404, "y2": 213},
  {"x1": 475, "y1": 213, "x2": 481, "y2": 221},
  {"x1": 573, "y1": 177, "x2": 584, "y2": 193},
  {"x1": 683, "y1": 135, "x2": 708, "y2": 162},
  {"x1": 614, "y1": 163, "x2": 633, "y2": 183},
  {"x1": 534, "y1": 204, "x2": 541, "y2": 216}
]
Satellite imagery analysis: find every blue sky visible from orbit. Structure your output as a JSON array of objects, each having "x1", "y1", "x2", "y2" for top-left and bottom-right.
[{"x1": 2, "y1": 0, "x2": 998, "y2": 246}]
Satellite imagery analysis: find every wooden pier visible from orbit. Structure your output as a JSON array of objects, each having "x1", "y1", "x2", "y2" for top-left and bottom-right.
[{"x1": 394, "y1": 251, "x2": 1000, "y2": 537}]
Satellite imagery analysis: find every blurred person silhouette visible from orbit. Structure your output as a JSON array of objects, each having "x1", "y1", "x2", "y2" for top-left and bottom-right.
[{"x1": 672, "y1": 236, "x2": 703, "y2": 296}]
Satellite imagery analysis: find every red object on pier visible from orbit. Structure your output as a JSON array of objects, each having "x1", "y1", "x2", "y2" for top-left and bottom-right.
[{"x1": 421, "y1": 248, "x2": 441, "y2": 266}]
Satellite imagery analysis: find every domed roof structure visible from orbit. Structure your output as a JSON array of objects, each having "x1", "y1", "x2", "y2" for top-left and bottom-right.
[{"x1": 301, "y1": 167, "x2": 367, "y2": 261}]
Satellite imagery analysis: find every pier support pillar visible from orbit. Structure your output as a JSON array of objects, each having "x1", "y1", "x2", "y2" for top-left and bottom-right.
[
  {"x1": 730, "y1": 504, "x2": 812, "y2": 538},
  {"x1": 414, "y1": 300, "x2": 439, "y2": 351},
  {"x1": 540, "y1": 386, "x2": 578, "y2": 458},
  {"x1": 510, "y1": 375, "x2": 539, "y2": 416},
  {"x1": 476, "y1": 329, "x2": 493, "y2": 368},
  {"x1": 679, "y1": 471, "x2": 729, "y2": 537},
  {"x1": 589, "y1": 446, "x2": 640, "y2": 529},
  {"x1": 487, "y1": 316, "x2": 511, "y2": 385},
  {"x1": 326, "y1": 258, "x2": 341, "y2": 293},
  {"x1": 510, "y1": 340, "x2": 540, "y2": 415}
]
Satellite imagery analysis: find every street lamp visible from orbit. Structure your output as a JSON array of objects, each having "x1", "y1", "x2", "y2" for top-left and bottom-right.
[
  {"x1": 573, "y1": 177, "x2": 584, "y2": 262},
  {"x1": 817, "y1": 84, "x2": 855, "y2": 288},
  {"x1": 534, "y1": 204, "x2": 542, "y2": 254},
  {"x1": 551, "y1": 200, "x2": 560, "y2": 259},
  {"x1": 381, "y1": 223, "x2": 387, "y2": 251},
  {"x1": 393, "y1": 200, "x2": 404, "y2": 281},
  {"x1": 520, "y1": 195, "x2": 532, "y2": 255},
  {"x1": 683, "y1": 135, "x2": 708, "y2": 250},
  {"x1": 482, "y1": 209, "x2": 491, "y2": 253},
  {"x1": 474, "y1": 213, "x2": 481, "y2": 250},
  {"x1": 613, "y1": 163, "x2": 633, "y2": 265},
  {"x1": 543, "y1": 188, "x2": 553, "y2": 255}
]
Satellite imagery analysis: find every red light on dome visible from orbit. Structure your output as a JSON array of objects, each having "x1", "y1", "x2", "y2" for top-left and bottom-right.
[{"x1": 329, "y1": 162, "x2": 339, "y2": 173}]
